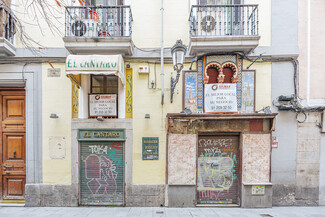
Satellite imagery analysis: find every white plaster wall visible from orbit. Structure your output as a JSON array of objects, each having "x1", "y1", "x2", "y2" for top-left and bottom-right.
[
  {"x1": 12, "y1": 0, "x2": 271, "y2": 50},
  {"x1": 298, "y1": 0, "x2": 325, "y2": 100}
]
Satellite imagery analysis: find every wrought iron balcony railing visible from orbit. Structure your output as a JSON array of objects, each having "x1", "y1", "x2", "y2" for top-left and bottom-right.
[
  {"x1": 0, "y1": 7, "x2": 15, "y2": 43},
  {"x1": 190, "y1": 4, "x2": 258, "y2": 37},
  {"x1": 65, "y1": 6, "x2": 132, "y2": 38}
]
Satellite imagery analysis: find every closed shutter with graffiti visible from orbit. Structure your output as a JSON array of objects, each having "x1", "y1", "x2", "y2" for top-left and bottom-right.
[
  {"x1": 197, "y1": 135, "x2": 239, "y2": 204},
  {"x1": 80, "y1": 141, "x2": 124, "y2": 205}
]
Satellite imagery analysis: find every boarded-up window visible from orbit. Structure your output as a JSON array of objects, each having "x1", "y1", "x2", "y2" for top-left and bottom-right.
[{"x1": 168, "y1": 134, "x2": 197, "y2": 185}]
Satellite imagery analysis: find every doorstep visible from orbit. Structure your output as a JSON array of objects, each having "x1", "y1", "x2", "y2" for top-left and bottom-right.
[
  {"x1": 196, "y1": 204, "x2": 240, "y2": 207},
  {"x1": 0, "y1": 200, "x2": 25, "y2": 207}
]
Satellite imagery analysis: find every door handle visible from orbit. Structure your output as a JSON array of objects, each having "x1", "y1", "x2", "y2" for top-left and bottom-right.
[{"x1": 13, "y1": 150, "x2": 16, "y2": 158}]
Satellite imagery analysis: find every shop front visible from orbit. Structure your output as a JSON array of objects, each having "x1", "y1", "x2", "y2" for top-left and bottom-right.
[
  {"x1": 166, "y1": 113, "x2": 276, "y2": 208},
  {"x1": 166, "y1": 54, "x2": 275, "y2": 208},
  {"x1": 66, "y1": 54, "x2": 133, "y2": 206}
]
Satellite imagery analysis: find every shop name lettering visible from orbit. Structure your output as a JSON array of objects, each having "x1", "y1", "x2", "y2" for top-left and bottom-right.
[
  {"x1": 143, "y1": 140, "x2": 158, "y2": 144},
  {"x1": 67, "y1": 59, "x2": 117, "y2": 69},
  {"x1": 83, "y1": 131, "x2": 120, "y2": 138}
]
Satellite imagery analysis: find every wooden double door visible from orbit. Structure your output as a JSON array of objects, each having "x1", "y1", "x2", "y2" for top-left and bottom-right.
[{"x1": 0, "y1": 90, "x2": 26, "y2": 200}]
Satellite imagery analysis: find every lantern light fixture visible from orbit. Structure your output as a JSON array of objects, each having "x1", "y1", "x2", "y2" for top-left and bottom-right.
[{"x1": 170, "y1": 39, "x2": 187, "y2": 103}]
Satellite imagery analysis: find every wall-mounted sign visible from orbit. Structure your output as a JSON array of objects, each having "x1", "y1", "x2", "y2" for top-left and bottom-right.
[
  {"x1": 142, "y1": 137, "x2": 159, "y2": 160},
  {"x1": 272, "y1": 137, "x2": 278, "y2": 149},
  {"x1": 47, "y1": 68, "x2": 61, "y2": 77},
  {"x1": 89, "y1": 94, "x2": 117, "y2": 117},
  {"x1": 78, "y1": 129, "x2": 125, "y2": 141},
  {"x1": 252, "y1": 185, "x2": 265, "y2": 195},
  {"x1": 204, "y1": 83, "x2": 237, "y2": 113},
  {"x1": 66, "y1": 54, "x2": 125, "y2": 85},
  {"x1": 240, "y1": 70, "x2": 255, "y2": 113}
]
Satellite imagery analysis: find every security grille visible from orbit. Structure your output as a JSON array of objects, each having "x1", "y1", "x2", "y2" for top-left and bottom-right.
[
  {"x1": 79, "y1": 141, "x2": 124, "y2": 206},
  {"x1": 197, "y1": 135, "x2": 239, "y2": 204}
]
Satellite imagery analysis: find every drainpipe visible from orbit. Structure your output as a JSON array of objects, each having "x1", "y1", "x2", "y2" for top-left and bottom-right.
[
  {"x1": 161, "y1": 0, "x2": 164, "y2": 105},
  {"x1": 307, "y1": 0, "x2": 311, "y2": 106}
]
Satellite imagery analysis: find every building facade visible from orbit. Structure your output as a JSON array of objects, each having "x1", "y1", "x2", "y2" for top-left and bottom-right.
[{"x1": 0, "y1": 0, "x2": 324, "y2": 207}]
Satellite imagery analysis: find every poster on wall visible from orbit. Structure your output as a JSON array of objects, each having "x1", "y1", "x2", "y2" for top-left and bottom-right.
[
  {"x1": 142, "y1": 137, "x2": 159, "y2": 160},
  {"x1": 240, "y1": 70, "x2": 255, "y2": 113},
  {"x1": 204, "y1": 83, "x2": 237, "y2": 113},
  {"x1": 89, "y1": 94, "x2": 117, "y2": 117},
  {"x1": 183, "y1": 71, "x2": 198, "y2": 113}
]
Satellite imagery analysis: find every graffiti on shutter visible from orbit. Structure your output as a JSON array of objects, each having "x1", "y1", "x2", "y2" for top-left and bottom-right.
[
  {"x1": 197, "y1": 135, "x2": 239, "y2": 204},
  {"x1": 80, "y1": 141, "x2": 124, "y2": 205}
]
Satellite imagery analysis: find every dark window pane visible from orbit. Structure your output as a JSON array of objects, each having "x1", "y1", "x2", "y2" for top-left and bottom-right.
[{"x1": 91, "y1": 75, "x2": 118, "y2": 94}]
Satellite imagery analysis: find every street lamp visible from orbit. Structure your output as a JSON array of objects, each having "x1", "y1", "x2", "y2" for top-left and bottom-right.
[{"x1": 170, "y1": 39, "x2": 187, "y2": 103}]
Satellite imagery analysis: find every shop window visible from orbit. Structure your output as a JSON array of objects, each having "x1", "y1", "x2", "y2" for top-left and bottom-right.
[
  {"x1": 91, "y1": 75, "x2": 118, "y2": 94},
  {"x1": 89, "y1": 75, "x2": 119, "y2": 118}
]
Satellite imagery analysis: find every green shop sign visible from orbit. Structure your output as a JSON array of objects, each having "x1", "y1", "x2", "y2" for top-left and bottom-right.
[
  {"x1": 142, "y1": 137, "x2": 159, "y2": 160},
  {"x1": 66, "y1": 55, "x2": 122, "y2": 72},
  {"x1": 78, "y1": 129, "x2": 125, "y2": 141}
]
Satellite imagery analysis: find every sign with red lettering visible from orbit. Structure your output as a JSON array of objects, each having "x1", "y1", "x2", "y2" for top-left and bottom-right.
[
  {"x1": 89, "y1": 94, "x2": 117, "y2": 117},
  {"x1": 272, "y1": 137, "x2": 278, "y2": 149},
  {"x1": 204, "y1": 83, "x2": 237, "y2": 113}
]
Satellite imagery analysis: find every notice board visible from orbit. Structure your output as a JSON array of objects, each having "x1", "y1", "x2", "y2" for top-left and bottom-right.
[
  {"x1": 204, "y1": 83, "x2": 237, "y2": 113},
  {"x1": 142, "y1": 137, "x2": 159, "y2": 160}
]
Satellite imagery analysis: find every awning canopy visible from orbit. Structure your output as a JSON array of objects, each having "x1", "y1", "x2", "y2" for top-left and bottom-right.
[{"x1": 66, "y1": 54, "x2": 125, "y2": 85}]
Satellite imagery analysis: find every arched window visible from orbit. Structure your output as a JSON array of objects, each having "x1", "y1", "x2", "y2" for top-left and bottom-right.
[
  {"x1": 207, "y1": 67, "x2": 219, "y2": 84},
  {"x1": 222, "y1": 67, "x2": 234, "y2": 83}
]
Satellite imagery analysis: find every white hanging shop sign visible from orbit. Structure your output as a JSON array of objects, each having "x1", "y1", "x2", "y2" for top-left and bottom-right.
[
  {"x1": 204, "y1": 83, "x2": 238, "y2": 113},
  {"x1": 65, "y1": 54, "x2": 125, "y2": 85}
]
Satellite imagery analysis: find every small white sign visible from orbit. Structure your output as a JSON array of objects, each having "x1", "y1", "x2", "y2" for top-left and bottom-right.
[
  {"x1": 252, "y1": 185, "x2": 265, "y2": 195},
  {"x1": 89, "y1": 94, "x2": 117, "y2": 117},
  {"x1": 204, "y1": 83, "x2": 237, "y2": 113}
]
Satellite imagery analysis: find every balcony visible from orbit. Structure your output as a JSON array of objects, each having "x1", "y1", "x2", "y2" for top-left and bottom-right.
[
  {"x1": 0, "y1": 7, "x2": 16, "y2": 56},
  {"x1": 189, "y1": 5, "x2": 260, "y2": 56},
  {"x1": 63, "y1": 6, "x2": 133, "y2": 56}
]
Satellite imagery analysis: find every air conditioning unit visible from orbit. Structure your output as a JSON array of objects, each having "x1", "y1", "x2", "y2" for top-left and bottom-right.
[
  {"x1": 195, "y1": 9, "x2": 217, "y2": 36},
  {"x1": 201, "y1": 15, "x2": 216, "y2": 32},
  {"x1": 71, "y1": 19, "x2": 98, "y2": 37}
]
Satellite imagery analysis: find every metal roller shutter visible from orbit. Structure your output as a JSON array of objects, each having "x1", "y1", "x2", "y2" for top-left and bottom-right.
[
  {"x1": 197, "y1": 135, "x2": 239, "y2": 204},
  {"x1": 79, "y1": 141, "x2": 124, "y2": 206}
]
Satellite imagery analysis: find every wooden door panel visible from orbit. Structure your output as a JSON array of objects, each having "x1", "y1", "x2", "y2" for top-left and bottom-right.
[
  {"x1": 3, "y1": 176, "x2": 25, "y2": 199},
  {"x1": 2, "y1": 96, "x2": 25, "y2": 120},
  {"x1": 2, "y1": 120, "x2": 25, "y2": 132},
  {"x1": 0, "y1": 91, "x2": 26, "y2": 200},
  {"x1": 3, "y1": 133, "x2": 26, "y2": 163}
]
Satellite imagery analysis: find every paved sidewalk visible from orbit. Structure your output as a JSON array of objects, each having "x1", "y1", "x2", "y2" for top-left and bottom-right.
[{"x1": 0, "y1": 206, "x2": 325, "y2": 217}]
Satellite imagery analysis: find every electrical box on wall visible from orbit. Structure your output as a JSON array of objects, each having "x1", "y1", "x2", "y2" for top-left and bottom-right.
[{"x1": 138, "y1": 65, "x2": 149, "y2": 74}]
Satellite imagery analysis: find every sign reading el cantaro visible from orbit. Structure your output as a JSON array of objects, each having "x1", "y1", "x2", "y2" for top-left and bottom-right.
[
  {"x1": 204, "y1": 83, "x2": 237, "y2": 113},
  {"x1": 89, "y1": 94, "x2": 117, "y2": 117}
]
